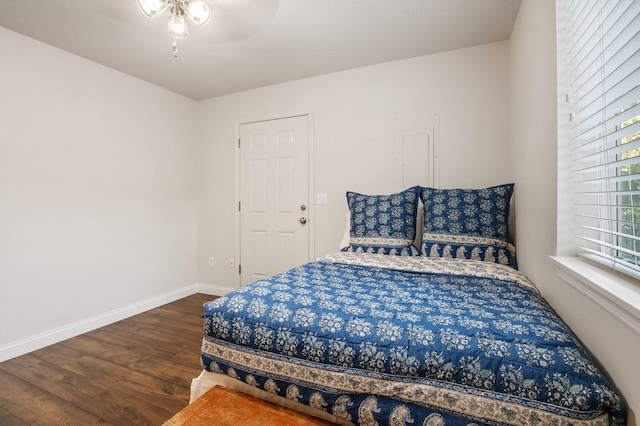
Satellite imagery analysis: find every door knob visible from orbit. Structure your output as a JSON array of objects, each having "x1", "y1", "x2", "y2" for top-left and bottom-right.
[
  {"x1": 299, "y1": 217, "x2": 307, "y2": 225},
  {"x1": 300, "y1": 204, "x2": 307, "y2": 211}
]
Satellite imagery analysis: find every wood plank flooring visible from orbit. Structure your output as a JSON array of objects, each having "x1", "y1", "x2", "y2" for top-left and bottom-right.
[{"x1": 0, "y1": 293, "x2": 217, "y2": 425}]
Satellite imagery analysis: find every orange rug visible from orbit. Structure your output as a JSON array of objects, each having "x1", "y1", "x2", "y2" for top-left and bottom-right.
[{"x1": 163, "y1": 386, "x2": 335, "y2": 425}]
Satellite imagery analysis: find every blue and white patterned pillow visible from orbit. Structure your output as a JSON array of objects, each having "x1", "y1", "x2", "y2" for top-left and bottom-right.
[
  {"x1": 420, "y1": 184, "x2": 517, "y2": 268},
  {"x1": 343, "y1": 187, "x2": 420, "y2": 256}
]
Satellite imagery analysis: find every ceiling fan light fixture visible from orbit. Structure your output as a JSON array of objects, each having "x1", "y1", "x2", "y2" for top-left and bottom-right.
[
  {"x1": 168, "y1": 12, "x2": 190, "y2": 38},
  {"x1": 137, "y1": 0, "x2": 168, "y2": 18},
  {"x1": 185, "y1": 0, "x2": 211, "y2": 25},
  {"x1": 138, "y1": 0, "x2": 212, "y2": 55}
]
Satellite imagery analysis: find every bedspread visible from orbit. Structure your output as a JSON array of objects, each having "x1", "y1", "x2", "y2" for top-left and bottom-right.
[{"x1": 200, "y1": 252, "x2": 625, "y2": 425}]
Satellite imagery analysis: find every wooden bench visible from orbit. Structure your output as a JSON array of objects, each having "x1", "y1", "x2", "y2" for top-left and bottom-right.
[{"x1": 163, "y1": 385, "x2": 335, "y2": 425}]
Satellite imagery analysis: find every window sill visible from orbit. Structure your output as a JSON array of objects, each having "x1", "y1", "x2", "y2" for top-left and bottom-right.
[{"x1": 550, "y1": 256, "x2": 640, "y2": 335}]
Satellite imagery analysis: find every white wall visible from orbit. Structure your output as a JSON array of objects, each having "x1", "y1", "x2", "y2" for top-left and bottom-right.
[
  {"x1": 509, "y1": 1, "x2": 639, "y2": 424},
  {"x1": 0, "y1": 27, "x2": 199, "y2": 358},
  {"x1": 197, "y1": 42, "x2": 512, "y2": 290}
]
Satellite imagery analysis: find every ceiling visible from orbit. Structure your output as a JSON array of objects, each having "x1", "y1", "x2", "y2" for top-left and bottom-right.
[{"x1": 0, "y1": 0, "x2": 521, "y2": 101}]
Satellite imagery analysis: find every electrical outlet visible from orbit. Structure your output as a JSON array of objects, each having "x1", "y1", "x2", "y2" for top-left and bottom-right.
[
  {"x1": 229, "y1": 257, "x2": 235, "y2": 268},
  {"x1": 208, "y1": 256, "x2": 215, "y2": 268},
  {"x1": 316, "y1": 193, "x2": 328, "y2": 205}
]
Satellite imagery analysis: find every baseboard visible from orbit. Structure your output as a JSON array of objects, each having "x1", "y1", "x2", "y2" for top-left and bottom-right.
[
  {"x1": 0, "y1": 284, "x2": 202, "y2": 363},
  {"x1": 0, "y1": 282, "x2": 240, "y2": 363},
  {"x1": 195, "y1": 283, "x2": 237, "y2": 296}
]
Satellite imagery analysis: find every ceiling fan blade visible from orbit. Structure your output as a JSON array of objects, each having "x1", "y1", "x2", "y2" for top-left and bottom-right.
[
  {"x1": 214, "y1": 0, "x2": 279, "y2": 15},
  {"x1": 203, "y1": 0, "x2": 279, "y2": 42}
]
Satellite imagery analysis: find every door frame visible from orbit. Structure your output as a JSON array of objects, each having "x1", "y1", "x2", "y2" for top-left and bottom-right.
[{"x1": 234, "y1": 110, "x2": 315, "y2": 288}]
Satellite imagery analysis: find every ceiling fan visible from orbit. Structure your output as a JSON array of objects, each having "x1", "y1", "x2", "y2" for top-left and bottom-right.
[{"x1": 135, "y1": 0, "x2": 279, "y2": 56}]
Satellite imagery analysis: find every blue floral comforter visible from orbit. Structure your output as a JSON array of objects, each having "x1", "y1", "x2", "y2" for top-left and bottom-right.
[{"x1": 201, "y1": 252, "x2": 626, "y2": 425}]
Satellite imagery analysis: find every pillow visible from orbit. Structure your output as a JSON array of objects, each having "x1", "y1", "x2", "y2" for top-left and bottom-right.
[
  {"x1": 338, "y1": 210, "x2": 351, "y2": 250},
  {"x1": 420, "y1": 184, "x2": 517, "y2": 268},
  {"x1": 343, "y1": 187, "x2": 420, "y2": 256}
]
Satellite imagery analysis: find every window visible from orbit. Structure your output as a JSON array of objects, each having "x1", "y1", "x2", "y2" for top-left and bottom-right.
[{"x1": 562, "y1": 0, "x2": 640, "y2": 278}]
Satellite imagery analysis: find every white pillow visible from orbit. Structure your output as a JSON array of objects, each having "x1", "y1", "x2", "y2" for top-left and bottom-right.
[{"x1": 338, "y1": 210, "x2": 350, "y2": 250}]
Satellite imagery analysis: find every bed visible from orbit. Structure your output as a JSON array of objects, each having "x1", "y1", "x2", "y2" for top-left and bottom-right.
[{"x1": 193, "y1": 185, "x2": 626, "y2": 425}]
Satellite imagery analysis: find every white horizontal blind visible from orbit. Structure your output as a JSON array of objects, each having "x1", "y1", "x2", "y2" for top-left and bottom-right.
[{"x1": 565, "y1": 0, "x2": 640, "y2": 276}]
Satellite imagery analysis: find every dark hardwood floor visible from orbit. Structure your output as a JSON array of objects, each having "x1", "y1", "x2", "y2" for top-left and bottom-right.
[{"x1": 0, "y1": 293, "x2": 217, "y2": 425}]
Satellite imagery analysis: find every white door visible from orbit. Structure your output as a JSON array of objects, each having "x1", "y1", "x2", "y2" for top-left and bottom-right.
[{"x1": 239, "y1": 115, "x2": 309, "y2": 285}]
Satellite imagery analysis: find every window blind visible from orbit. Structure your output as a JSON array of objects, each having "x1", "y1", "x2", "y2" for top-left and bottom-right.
[{"x1": 565, "y1": 0, "x2": 640, "y2": 276}]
